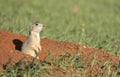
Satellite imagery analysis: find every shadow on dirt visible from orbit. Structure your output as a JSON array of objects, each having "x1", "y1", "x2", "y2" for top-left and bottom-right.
[{"x1": 13, "y1": 39, "x2": 23, "y2": 51}]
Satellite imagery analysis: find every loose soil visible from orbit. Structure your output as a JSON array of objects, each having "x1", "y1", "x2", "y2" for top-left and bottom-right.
[{"x1": 0, "y1": 30, "x2": 119, "y2": 76}]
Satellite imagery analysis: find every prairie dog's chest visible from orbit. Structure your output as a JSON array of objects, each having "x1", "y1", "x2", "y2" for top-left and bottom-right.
[
  {"x1": 29, "y1": 33, "x2": 40, "y2": 44},
  {"x1": 35, "y1": 33, "x2": 40, "y2": 40}
]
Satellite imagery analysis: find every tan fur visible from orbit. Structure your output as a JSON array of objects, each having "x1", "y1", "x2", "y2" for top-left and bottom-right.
[{"x1": 21, "y1": 23, "x2": 44, "y2": 58}]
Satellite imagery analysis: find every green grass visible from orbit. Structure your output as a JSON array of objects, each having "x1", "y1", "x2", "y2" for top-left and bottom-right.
[
  {"x1": 0, "y1": 52, "x2": 119, "y2": 77},
  {"x1": 0, "y1": 0, "x2": 120, "y2": 54},
  {"x1": 0, "y1": 0, "x2": 120, "y2": 76}
]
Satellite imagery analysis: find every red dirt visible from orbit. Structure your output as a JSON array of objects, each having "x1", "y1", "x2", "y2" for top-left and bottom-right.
[{"x1": 0, "y1": 30, "x2": 119, "y2": 76}]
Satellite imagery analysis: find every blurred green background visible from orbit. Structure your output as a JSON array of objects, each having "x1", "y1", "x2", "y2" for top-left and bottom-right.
[{"x1": 0, "y1": 0, "x2": 120, "y2": 54}]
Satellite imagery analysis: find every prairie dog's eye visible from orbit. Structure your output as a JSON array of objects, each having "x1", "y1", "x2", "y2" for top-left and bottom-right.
[{"x1": 35, "y1": 23, "x2": 38, "y2": 26}]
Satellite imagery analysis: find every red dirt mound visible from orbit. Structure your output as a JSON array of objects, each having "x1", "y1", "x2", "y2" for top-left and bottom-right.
[{"x1": 0, "y1": 30, "x2": 119, "y2": 76}]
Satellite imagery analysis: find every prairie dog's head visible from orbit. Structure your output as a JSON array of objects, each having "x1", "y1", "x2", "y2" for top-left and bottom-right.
[{"x1": 30, "y1": 23, "x2": 44, "y2": 33}]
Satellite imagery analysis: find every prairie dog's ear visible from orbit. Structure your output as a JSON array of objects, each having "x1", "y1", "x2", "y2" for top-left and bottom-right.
[
  {"x1": 30, "y1": 25, "x2": 34, "y2": 31},
  {"x1": 29, "y1": 25, "x2": 34, "y2": 34}
]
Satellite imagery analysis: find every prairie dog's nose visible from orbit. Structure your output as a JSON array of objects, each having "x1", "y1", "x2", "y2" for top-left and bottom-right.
[{"x1": 42, "y1": 24, "x2": 45, "y2": 27}]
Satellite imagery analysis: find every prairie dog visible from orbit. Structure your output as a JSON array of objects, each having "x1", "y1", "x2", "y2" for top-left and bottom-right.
[{"x1": 21, "y1": 23, "x2": 44, "y2": 58}]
